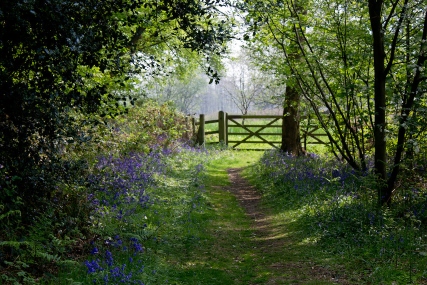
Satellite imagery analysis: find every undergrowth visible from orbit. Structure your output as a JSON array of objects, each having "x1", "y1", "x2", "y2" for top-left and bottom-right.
[
  {"x1": 0, "y1": 101, "x2": 200, "y2": 285},
  {"x1": 49, "y1": 145, "x2": 222, "y2": 284},
  {"x1": 3, "y1": 98, "x2": 427, "y2": 285},
  {"x1": 249, "y1": 150, "x2": 427, "y2": 284}
]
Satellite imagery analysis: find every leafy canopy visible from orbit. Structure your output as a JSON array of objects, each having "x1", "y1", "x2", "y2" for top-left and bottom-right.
[{"x1": 0, "y1": 0, "x2": 232, "y2": 219}]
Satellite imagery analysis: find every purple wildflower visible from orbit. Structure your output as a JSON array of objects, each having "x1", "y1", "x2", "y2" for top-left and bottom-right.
[
  {"x1": 105, "y1": 250, "x2": 114, "y2": 267},
  {"x1": 91, "y1": 247, "x2": 99, "y2": 255},
  {"x1": 84, "y1": 259, "x2": 103, "y2": 274}
]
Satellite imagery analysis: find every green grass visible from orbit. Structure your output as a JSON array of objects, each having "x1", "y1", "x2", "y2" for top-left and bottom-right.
[
  {"x1": 136, "y1": 151, "x2": 260, "y2": 284},
  {"x1": 194, "y1": 151, "x2": 358, "y2": 284},
  {"x1": 12, "y1": 103, "x2": 422, "y2": 285},
  {"x1": 44, "y1": 146, "x2": 427, "y2": 284},
  {"x1": 46, "y1": 149, "x2": 263, "y2": 285},
  {"x1": 158, "y1": 151, "x2": 265, "y2": 284},
  {"x1": 246, "y1": 150, "x2": 427, "y2": 285}
]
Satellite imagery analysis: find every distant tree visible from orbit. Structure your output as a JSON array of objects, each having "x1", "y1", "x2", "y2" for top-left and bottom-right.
[
  {"x1": 221, "y1": 54, "x2": 266, "y2": 118},
  {"x1": 148, "y1": 71, "x2": 208, "y2": 114}
]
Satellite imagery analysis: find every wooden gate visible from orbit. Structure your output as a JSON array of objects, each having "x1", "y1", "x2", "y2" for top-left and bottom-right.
[
  {"x1": 226, "y1": 114, "x2": 282, "y2": 149},
  {"x1": 193, "y1": 111, "x2": 329, "y2": 150}
]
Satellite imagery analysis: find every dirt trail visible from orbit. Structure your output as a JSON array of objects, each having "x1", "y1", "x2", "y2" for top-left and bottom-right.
[{"x1": 226, "y1": 168, "x2": 352, "y2": 285}]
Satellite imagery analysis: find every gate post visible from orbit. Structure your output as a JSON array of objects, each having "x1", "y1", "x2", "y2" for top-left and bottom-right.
[
  {"x1": 218, "y1": 111, "x2": 226, "y2": 145},
  {"x1": 197, "y1": 114, "x2": 205, "y2": 146},
  {"x1": 191, "y1": 117, "x2": 196, "y2": 137},
  {"x1": 225, "y1": 112, "x2": 229, "y2": 145}
]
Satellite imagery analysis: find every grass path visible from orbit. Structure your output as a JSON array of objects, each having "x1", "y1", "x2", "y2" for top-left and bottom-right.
[
  {"x1": 48, "y1": 149, "x2": 425, "y2": 284},
  {"x1": 188, "y1": 151, "x2": 353, "y2": 285}
]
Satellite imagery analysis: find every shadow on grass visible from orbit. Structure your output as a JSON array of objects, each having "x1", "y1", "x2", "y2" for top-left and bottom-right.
[
  {"x1": 158, "y1": 162, "x2": 354, "y2": 285},
  {"x1": 244, "y1": 154, "x2": 427, "y2": 285}
]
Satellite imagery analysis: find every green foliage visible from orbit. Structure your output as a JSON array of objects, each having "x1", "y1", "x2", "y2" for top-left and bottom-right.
[
  {"x1": 0, "y1": 98, "x2": 199, "y2": 283},
  {"x1": 66, "y1": 100, "x2": 193, "y2": 160},
  {"x1": 0, "y1": 160, "x2": 91, "y2": 284},
  {"x1": 250, "y1": 150, "x2": 427, "y2": 283},
  {"x1": 0, "y1": 0, "x2": 232, "y2": 283},
  {"x1": 1, "y1": 260, "x2": 36, "y2": 285},
  {"x1": 0, "y1": 208, "x2": 20, "y2": 223},
  {"x1": 0, "y1": 0, "x2": 232, "y2": 224},
  {"x1": 118, "y1": 101, "x2": 192, "y2": 152},
  {"x1": 243, "y1": 0, "x2": 427, "y2": 203}
]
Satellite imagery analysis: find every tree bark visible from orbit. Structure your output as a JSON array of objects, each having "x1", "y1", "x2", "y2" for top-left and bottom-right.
[
  {"x1": 368, "y1": 0, "x2": 389, "y2": 205},
  {"x1": 280, "y1": 0, "x2": 304, "y2": 156},
  {"x1": 281, "y1": 85, "x2": 303, "y2": 155}
]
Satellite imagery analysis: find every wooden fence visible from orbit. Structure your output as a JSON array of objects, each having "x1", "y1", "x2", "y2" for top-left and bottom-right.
[{"x1": 192, "y1": 111, "x2": 330, "y2": 150}]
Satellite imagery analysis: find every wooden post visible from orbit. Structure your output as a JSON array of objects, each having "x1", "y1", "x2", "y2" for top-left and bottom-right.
[
  {"x1": 225, "y1": 112, "x2": 228, "y2": 146},
  {"x1": 197, "y1": 114, "x2": 205, "y2": 146},
  {"x1": 218, "y1": 111, "x2": 226, "y2": 144},
  {"x1": 191, "y1": 117, "x2": 196, "y2": 137},
  {"x1": 304, "y1": 114, "x2": 311, "y2": 151}
]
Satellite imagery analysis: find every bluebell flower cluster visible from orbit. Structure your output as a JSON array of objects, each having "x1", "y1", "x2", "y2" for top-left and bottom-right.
[
  {"x1": 259, "y1": 150, "x2": 362, "y2": 197},
  {"x1": 87, "y1": 151, "x2": 165, "y2": 223},
  {"x1": 257, "y1": 150, "x2": 375, "y2": 240},
  {"x1": 83, "y1": 149, "x2": 169, "y2": 284},
  {"x1": 130, "y1": 237, "x2": 144, "y2": 253},
  {"x1": 85, "y1": 235, "x2": 145, "y2": 284},
  {"x1": 81, "y1": 142, "x2": 213, "y2": 283},
  {"x1": 85, "y1": 259, "x2": 103, "y2": 273},
  {"x1": 256, "y1": 149, "x2": 427, "y2": 272}
]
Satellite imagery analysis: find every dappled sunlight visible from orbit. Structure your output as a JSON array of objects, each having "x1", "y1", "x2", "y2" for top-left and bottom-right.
[
  {"x1": 258, "y1": 232, "x2": 290, "y2": 241},
  {"x1": 248, "y1": 149, "x2": 427, "y2": 284},
  {"x1": 212, "y1": 165, "x2": 352, "y2": 284}
]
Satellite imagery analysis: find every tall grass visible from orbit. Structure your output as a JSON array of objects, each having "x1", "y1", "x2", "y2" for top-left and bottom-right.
[{"x1": 248, "y1": 150, "x2": 427, "y2": 284}]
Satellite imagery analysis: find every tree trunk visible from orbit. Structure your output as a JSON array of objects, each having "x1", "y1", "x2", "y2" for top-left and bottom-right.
[
  {"x1": 387, "y1": 9, "x2": 427, "y2": 199},
  {"x1": 281, "y1": 85, "x2": 303, "y2": 155},
  {"x1": 280, "y1": 0, "x2": 304, "y2": 156},
  {"x1": 369, "y1": 0, "x2": 389, "y2": 205}
]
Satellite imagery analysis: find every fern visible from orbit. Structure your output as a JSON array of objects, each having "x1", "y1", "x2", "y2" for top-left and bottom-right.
[
  {"x1": 34, "y1": 251, "x2": 60, "y2": 263},
  {"x1": 0, "y1": 240, "x2": 31, "y2": 249},
  {"x1": 0, "y1": 209, "x2": 21, "y2": 221},
  {"x1": 56, "y1": 260, "x2": 80, "y2": 267},
  {"x1": 1, "y1": 260, "x2": 36, "y2": 285},
  {"x1": 1, "y1": 241, "x2": 61, "y2": 262}
]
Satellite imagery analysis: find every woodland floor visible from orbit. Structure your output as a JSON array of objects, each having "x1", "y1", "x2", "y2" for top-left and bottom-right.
[{"x1": 225, "y1": 168, "x2": 354, "y2": 285}]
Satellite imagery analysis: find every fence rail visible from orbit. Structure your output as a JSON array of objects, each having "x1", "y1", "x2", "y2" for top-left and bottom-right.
[{"x1": 192, "y1": 111, "x2": 329, "y2": 150}]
